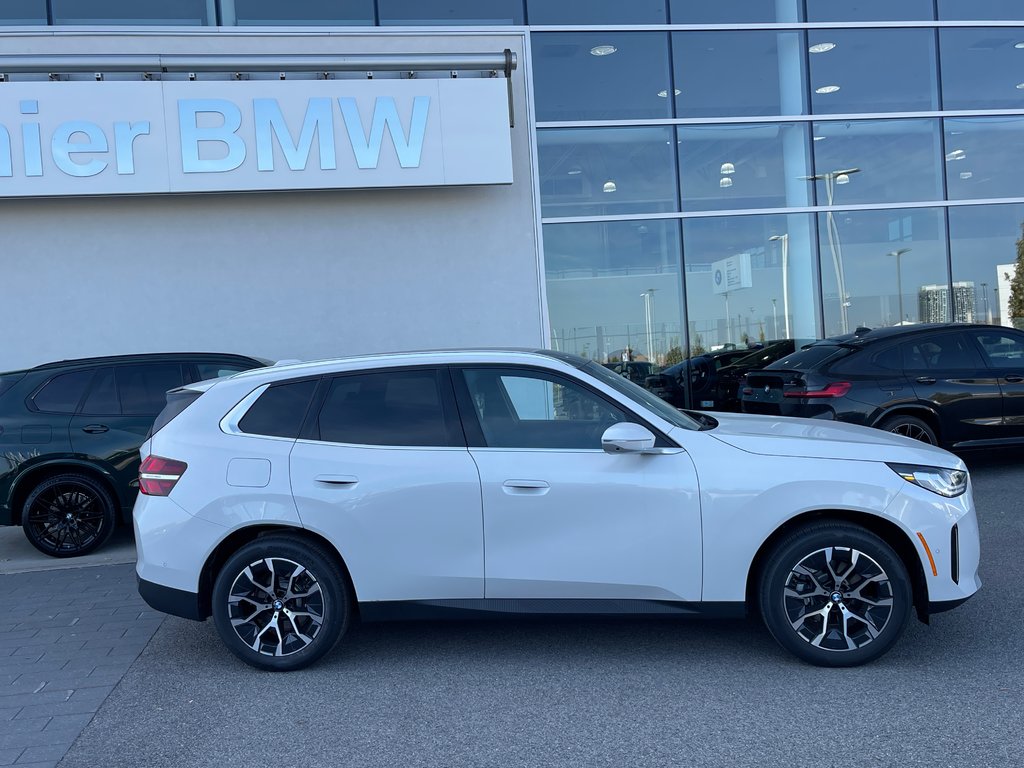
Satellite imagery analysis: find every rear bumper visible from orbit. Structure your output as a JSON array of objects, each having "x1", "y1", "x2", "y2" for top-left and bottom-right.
[{"x1": 138, "y1": 577, "x2": 205, "y2": 621}]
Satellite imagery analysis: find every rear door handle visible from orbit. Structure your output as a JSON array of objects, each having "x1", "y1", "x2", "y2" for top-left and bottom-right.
[
  {"x1": 1005, "y1": 374, "x2": 1024, "y2": 383},
  {"x1": 915, "y1": 377, "x2": 936, "y2": 385},
  {"x1": 81, "y1": 424, "x2": 109, "y2": 434},
  {"x1": 315, "y1": 474, "x2": 359, "y2": 486}
]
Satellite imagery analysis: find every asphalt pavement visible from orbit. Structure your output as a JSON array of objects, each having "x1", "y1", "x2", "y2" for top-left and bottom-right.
[{"x1": 3, "y1": 451, "x2": 1022, "y2": 768}]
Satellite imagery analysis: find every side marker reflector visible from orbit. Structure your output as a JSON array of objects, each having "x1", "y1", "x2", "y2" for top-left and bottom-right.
[{"x1": 917, "y1": 531, "x2": 938, "y2": 577}]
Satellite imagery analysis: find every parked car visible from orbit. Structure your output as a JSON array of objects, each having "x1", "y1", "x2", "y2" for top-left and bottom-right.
[
  {"x1": 135, "y1": 349, "x2": 979, "y2": 672},
  {"x1": 0, "y1": 352, "x2": 266, "y2": 557},
  {"x1": 601, "y1": 361, "x2": 660, "y2": 385},
  {"x1": 645, "y1": 348, "x2": 752, "y2": 408},
  {"x1": 740, "y1": 323, "x2": 1024, "y2": 449},
  {"x1": 710, "y1": 340, "x2": 797, "y2": 412}
]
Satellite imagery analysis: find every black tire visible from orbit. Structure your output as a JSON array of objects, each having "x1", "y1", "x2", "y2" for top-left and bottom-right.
[
  {"x1": 758, "y1": 523, "x2": 912, "y2": 667},
  {"x1": 22, "y1": 473, "x2": 117, "y2": 558},
  {"x1": 212, "y1": 535, "x2": 350, "y2": 671},
  {"x1": 877, "y1": 414, "x2": 937, "y2": 445}
]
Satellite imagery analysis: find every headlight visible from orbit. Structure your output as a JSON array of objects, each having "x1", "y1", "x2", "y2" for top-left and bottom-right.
[{"x1": 887, "y1": 463, "x2": 968, "y2": 498}]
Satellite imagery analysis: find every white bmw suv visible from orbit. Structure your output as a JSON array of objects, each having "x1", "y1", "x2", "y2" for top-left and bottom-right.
[{"x1": 134, "y1": 350, "x2": 980, "y2": 671}]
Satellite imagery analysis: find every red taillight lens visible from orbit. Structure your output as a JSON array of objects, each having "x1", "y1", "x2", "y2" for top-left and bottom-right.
[
  {"x1": 139, "y1": 455, "x2": 188, "y2": 496},
  {"x1": 784, "y1": 381, "x2": 852, "y2": 399}
]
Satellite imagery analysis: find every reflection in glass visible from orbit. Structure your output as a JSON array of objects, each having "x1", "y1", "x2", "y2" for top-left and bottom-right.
[
  {"x1": 544, "y1": 220, "x2": 684, "y2": 367},
  {"x1": 672, "y1": 31, "x2": 807, "y2": 118},
  {"x1": 816, "y1": 208, "x2": 948, "y2": 335},
  {"x1": 669, "y1": 0, "x2": 801, "y2": 23},
  {"x1": 52, "y1": 0, "x2": 211, "y2": 23},
  {"x1": 678, "y1": 123, "x2": 812, "y2": 212},
  {"x1": 808, "y1": 29, "x2": 938, "y2": 114},
  {"x1": 945, "y1": 118, "x2": 1024, "y2": 201},
  {"x1": 0, "y1": 0, "x2": 46, "y2": 23},
  {"x1": 811, "y1": 119, "x2": 943, "y2": 205},
  {"x1": 377, "y1": 0, "x2": 523, "y2": 24},
  {"x1": 949, "y1": 204, "x2": 1024, "y2": 328},
  {"x1": 231, "y1": 0, "x2": 374, "y2": 25},
  {"x1": 533, "y1": 32, "x2": 672, "y2": 122},
  {"x1": 938, "y1": 0, "x2": 1024, "y2": 20},
  {"x1": 939, "y1": 29, "x2": 1024, "y2": 111},
  {"x1": 805, "y1": 0, "x2": 933, "y2": 21},
  {"x1": 538, "y1": 127, "x2": 679, "y2": 218},
  {"x1": 527, "y1": 0, "x2": 666, "y2": 24},
  {"x1": 682, "y1": 213, "x2": 818, "y2": 350}
]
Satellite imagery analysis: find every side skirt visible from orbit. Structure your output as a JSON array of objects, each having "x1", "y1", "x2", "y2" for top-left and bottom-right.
[{"x1": 358, "y1": 598, "x2": 747, "y2": 623}]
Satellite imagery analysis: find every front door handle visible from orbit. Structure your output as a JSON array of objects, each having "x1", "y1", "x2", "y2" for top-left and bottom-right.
[
  {"x1": 315, "y1": 474, "x2": 358, "y2": 486},
  {"x1": 915, "y1": 377, "x2": 936, "y2": 385},
  {"x1": 1005, "y1": 374, "x2": 1024, "y2": 383},
  {"x1": 81, "y1": 424, "x2": 109, "y2": 434},
  {"x1": 502, "y1": 479, "x2": 550, "y2": 496}
]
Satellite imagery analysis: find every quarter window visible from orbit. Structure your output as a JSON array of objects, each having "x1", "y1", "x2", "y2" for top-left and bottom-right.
[
  {"x1": 239, "y1": 379, "x2": 318, "y2": 439},
  {"x1": 32, "y1": 370, "x2": 93, "y2": 414}
]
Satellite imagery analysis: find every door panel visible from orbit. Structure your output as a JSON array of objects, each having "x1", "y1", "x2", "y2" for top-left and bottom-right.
[{"x1": 970, "y1": 328, "x2": 1024, "y2": 441}]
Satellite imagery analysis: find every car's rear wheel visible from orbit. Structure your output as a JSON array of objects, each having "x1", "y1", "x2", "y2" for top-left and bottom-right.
[
  {"x1": 758, "y1": 523, "x2": 912, "y2": 667},
  {"x1": 212, "y1": 535, "x2": 350, "y2": 671},
  {"x1": 22, "y1": 474, "x2": 117, "y2": 557},
  {"x1": 878, "y1": 414, "x2": 937, "y2": 445}
]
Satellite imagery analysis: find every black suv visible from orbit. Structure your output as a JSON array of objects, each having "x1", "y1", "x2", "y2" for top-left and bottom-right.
[
  {"x1": 740, "y1": 324, "x2": 1024, "y2": 448},
  {"x1": 0, "y1": 353, "x2": 266, "y2": 557},
  {"x1": 644, "y1": 348, "x2": 752, "y2": 408}
]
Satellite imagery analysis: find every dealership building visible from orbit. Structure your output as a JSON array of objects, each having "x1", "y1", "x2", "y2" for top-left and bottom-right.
[{"x1": 2, "y1": 1, "x2": 1024, "y2": 404}]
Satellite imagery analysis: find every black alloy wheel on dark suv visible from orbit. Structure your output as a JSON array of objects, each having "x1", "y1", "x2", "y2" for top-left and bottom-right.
[
  {"x1": 740, "y1": 323, "x2": 1024, "y2": 449},
  {"x1": 0, "y1": 353, "x2": 266, "y2": 557}
]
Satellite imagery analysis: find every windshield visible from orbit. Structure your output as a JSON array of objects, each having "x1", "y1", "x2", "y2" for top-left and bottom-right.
[
  {"x1": 583, "y1": 361, "x2": 702, "y2": 431},
  {"x1": 767, "y1": 345, "x2": 850, "y2": 371}
]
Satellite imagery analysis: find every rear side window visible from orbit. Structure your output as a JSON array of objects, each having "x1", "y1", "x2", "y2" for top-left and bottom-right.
[
  {"x1": 901, "y1": 333, "x2": 982, "y2": 370},
  {"x1": 117, "y1": 364, "x2": 186, "y2": 416},
  {"x1": 80, "y1": 367, "x2": 120, "y2": 415},
  {"x1": 32, "y1": 369, "x2": 94, "y2": 413},
  {"x1": 767, "y1": 345, "x2": 849, "y2": 371},
  {"x1": 829, "y1": 345, "x2": 901, "y2": 375},
  {"x1": 239, "y1": 379, "x2": 318, "y2": 439},
  {"x1": 316, "y1": 370, "x2": 451, "y2": 446}
]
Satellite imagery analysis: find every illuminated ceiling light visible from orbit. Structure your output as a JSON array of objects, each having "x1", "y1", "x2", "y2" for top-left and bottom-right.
[
  {"x1": 835, "y1": 173, "x2": 851, "y2": 185},
  {"x1": 603, "y1": 180, "x2": 617, "y2": 193},
  {"x1": 720, "y1": 162, "x2": 736, "y2": 175},
  {"x1": 590, "y1": 45, "x2": 617, "y2": 56},
  {"x1": 813, "y1": 135, "x2": 827, "y2": 141},
  {"x1": 657, "y1": 88, "x2": 682, "y2": 98},
  {"x1": 959, "y1": 171, "x2": 973, "y2": 180},
  {"x1": 809, "y1": 42, "x2": 836, "y2": 54},
  {"x1": 1015, "y1": 41, "x2": 1024, "y2": 49},
  {"x1": 567, "y1": 167, "x2": 582, "y2": 175},
  {"x1": 945, "y1": 149, "x2": 966, "y2": 161},
  {"x1": 719, "y1": 177, "x2": 733, "y2": 188},
  {"x1": 1016, "y1": 82, "x2": 1024, "y2": 89},
  {"x1": 815, "y1": 85, "x2": 841, "y2": 94}
]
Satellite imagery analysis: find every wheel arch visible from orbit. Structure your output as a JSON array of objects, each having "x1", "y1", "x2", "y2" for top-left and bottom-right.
[
  {"x1": 872, "y1": 405, "x2": 942, "y2": 442},
  {"x1": 9, "y1": 459, "x2": 122, "y2": 526},
  {"x1": 196, "y1": 524, "x2": 357, "y2": 621},
  {"x1": 744, "y1": 509, "x2": 931, "y2": 624}
]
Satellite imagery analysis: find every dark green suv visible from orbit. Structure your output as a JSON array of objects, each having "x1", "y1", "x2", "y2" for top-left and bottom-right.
[{"x1": 0, "y1": 353, "x2": 266, "y2": 557}]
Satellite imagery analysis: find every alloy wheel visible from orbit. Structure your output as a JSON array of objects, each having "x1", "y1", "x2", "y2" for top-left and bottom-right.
[
  {"x1": 889, "y1": 422, "x2": 933, "y2": 443},
  {"x1": 25, "y1": 481, "x2": 109, "y2": 554}
]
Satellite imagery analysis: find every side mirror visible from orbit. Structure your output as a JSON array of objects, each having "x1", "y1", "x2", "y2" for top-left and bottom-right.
[{"x1": 601, "y1": 422, "x2": 656, "y2": 454}]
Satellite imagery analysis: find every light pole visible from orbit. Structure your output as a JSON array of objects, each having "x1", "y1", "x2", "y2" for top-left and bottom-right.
[
  {"x1": 889, "y1": 248, "x2": 911, "y2": 325},
  {"x1": 981, "y1": 282, "x2": 992, "y2": 324},
  {"x1": 771, "y1": 298, "x2": 778, "y2": 340},
  {"x1": 641, "y1": 291, "x2": 654, "y2": 362},
  {"x1": 803, "y1": 168, "x2": 861, "y2": 333},
  {"x1": 722, "y1": 291, "x2": 732, "y2": 344},
  {"x1": 768, "y1": 234, "x2": 790, "y2": 337}
]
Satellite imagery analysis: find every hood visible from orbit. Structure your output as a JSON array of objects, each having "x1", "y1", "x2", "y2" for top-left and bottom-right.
[{"x1": 704, "y1": 412, "x2": 965, "y2": 469}]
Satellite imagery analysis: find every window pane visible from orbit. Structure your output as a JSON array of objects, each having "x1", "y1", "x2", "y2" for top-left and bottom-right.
[
  {"x1": 973, "y1": 329, "x2": 1024, "y2": 365},
  {"x1": 532, "y1": 32, "x2": 672, "y2": 121},
  {"x1": 538, "y1": 127, "x2": 678, "y2": 218},
  {"x1": 806, "y1": 0, "x2": 934, "y2": 21},
  {"x1": 939, "y1": 29, "x2": 1024, "y2": 111},
  {"x1": 33, "y1": 370, "x2": 93, "y2": 414},
  {"x1": 673, "y1": 31, "x2": 807, "y2": 118},
  {"x1": 239, "y1": 379, "x2": 318, "y2": 439},
  {"x1": 811, "y1": 119, "x2": 943, "y2": 205},
  {"x1": 678, "y1": 123, "x2": 812, "y2": 212},
  {"x1": 683, "y1": 213, "x2": 819, "y2": 354},
  {"x1": 53, "y1": 0, "x2": 210, "y2": 23},
  {"x1": 545, "y1": 220, "x2": 684, "y2": 366},
  {"x1": 938, "y1": 0, "x2": 1024, "y2": 20},
  {"x1": 233, "y1": 0, "x2": 374, "y2": 25},
  {"x1": 528, "y1": 0, "x2": 666, "y2": 24},
  {"x1": 81, "y1": 368, "x2": 120, "y2": 416},
  {"x1": 817, "y1": 207, "x2": 949, "y2": 334},
  {"x1": 944, "y1": 118, "x2": 1024, "y2": 201},
  {"x1": 462, "y1": 369, "x2": 625, "y2": 449},
  {"x1": 808, "y1": 29, "x2": 938, "y2": 114},
  {"x1": 669, "y1": 0, "x2": 802, "y2": 23},
  {"x1": 378, "y1": 0, "x2": 523, "y2": 25},
  {"x1": 0, "y1": 0, "x2": 46, "y2": 23},
  {"x1": 948, "y1": 203, "x2": 1024, "y2": 328},
  {"x1": 317, "y1": 370, "x2": 449, "y2": 446},
  {"x1": 117, "y1": 365, "x2": 185, "y2": 416}
]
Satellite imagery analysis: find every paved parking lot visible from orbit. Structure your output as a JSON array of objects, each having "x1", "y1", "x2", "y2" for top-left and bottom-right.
[{"x1": 1, "y1": 450, "x2": 1021, "y2": 768}]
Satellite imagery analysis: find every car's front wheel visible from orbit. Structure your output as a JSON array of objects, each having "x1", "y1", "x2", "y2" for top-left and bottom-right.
[
  {"x1": 758, "y1": 523, "x2": 912, "y2": 667},
  {"x1": 212, "y1": 535, "x2": 350, "y2": 671}
]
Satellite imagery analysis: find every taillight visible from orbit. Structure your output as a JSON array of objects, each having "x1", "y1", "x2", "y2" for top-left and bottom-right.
[
  {"x1": 139, "y1": 455, "x2": 188, "y2": 496},
  {"x1": 784, "y1": 381, "x2": 852, "y2": 398}
]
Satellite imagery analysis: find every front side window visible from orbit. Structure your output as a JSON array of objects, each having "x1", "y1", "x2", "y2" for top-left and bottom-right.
[
  {"x1": 972, "y1": 330, "x2": 1024, "y2": 366},
  {"x1": 461, "y1": 368, "x2": 626, "y2": 449},
  {"x1": 316, "y1": 370, "x2": 452, "y2": 447},
  {"x1": 116, "y1": 364, "x2": 186, "y2": 416},
  {"x1": 32, "y1": 369, "x2": 94, "y2": 414}
]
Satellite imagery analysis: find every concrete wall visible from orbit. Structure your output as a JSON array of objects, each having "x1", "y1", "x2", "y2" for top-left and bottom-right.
[{"x1": 0, "y1": 29, "x2": 543, "y2": 370}]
